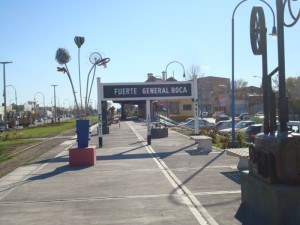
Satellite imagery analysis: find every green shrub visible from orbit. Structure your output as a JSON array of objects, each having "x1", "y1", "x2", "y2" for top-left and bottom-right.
[
  {"x1": 199, "y1": 126, "x2": 218, "y2": 143},
  {"x1": 216, "y1": 134, "x2": 232, "y2": 149}
]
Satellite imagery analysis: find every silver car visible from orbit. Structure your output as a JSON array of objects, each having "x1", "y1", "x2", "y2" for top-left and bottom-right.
[
  {"x1": 178, "y1": 119, "x2": 214, "y2": 129},
  {"x1": 219, "y1": 120, "x2": 256, "y2": 135},
  {"x1": 215, "y1": 120, "x2": 233, "y2": 131}
]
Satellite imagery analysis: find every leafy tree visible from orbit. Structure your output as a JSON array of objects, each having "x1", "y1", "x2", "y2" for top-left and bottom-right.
[
  {"x1": 286, "y1": 77, "x2": 299, "y2": 97},
  {"x1": 286, "y1": 76, "x2": 300, "y2": 119}
]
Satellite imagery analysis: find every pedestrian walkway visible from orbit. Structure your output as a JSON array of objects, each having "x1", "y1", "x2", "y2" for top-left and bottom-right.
[{"x1": 0, "y1": 120, "x2": 261, "y2": 225}]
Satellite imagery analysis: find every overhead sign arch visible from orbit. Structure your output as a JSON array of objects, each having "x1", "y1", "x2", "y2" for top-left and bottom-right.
[
  {"x1": 97, "y1": 76, "x2": 198, "y2": 147},
  {"x1": 101, "y1": 81, "x2": 193, "y2": 100}
]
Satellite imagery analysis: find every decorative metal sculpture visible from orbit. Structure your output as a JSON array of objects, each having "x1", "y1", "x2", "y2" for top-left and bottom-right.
[
  {"x1": 55, "y1": 48, "x2": 80, "y2": 115},
  {"x1": 248, "y1": 1, "x2": 300, "y2": 184},
  {"x1": 55, "y1": 37, "x2": 110, "y2": 117},
  {"x1": 74, "y1": 36, "x2": 85, "y2": 112},
  {"x1": 85, "y1": 52, "x2": 110, "y2": 114}
]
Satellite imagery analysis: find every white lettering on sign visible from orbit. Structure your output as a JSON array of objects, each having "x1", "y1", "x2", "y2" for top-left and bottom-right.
[
  {"x1": 171, "y1": 87, "x2": 188, "y2": 94},
  {"x1": 142, "y1": 87, "x2": 169, "y2": 94},
  {"x1": 114, "y1": 88, "x2": 137, "y2": 95}
]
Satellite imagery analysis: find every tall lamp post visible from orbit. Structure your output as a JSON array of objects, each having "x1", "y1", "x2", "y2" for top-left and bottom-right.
[
  {"x1": 231, "y1": 0, "x2": 276, "y2": 146},
  {"x1": 34, "y1": 92, "x2": 45, "y2": 122},
  {"x1": 0, "y1": 61, "x2": 12, "y2": 129},
  {"x1": 51, "y1": 85, "x2": 58, "y2": 122},
  {"x1": 6, "y1": 85, "x2": 17, "y2": 118},
  {"x1": 275, "y1": 0, "x2": 300, "y2": 132},
  {"x1": 163, "y1": 61, "x2": 186, "y2": 117},
  {"x1": 64, "y1": 98, "x2": 71, "y2": 116}
]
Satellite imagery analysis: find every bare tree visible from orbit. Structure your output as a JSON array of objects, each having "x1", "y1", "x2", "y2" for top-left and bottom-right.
[
  {"x1": 234, "y1": 79, "x2": 248, "y2": 90},
  {"x1": 186, "y1": 64, "x2": 202, "y2": 80}
]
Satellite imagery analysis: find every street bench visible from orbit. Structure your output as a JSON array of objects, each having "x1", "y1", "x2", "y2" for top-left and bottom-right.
[
  {"x1": 190, "y1": 135, "x2": 212, "y2": 152},
  {"x1": 225, "y1": 148, "x2": 249, "y2": 170}
]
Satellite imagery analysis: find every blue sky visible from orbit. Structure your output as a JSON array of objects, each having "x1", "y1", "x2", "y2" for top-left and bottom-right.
[{"x1": 1, "y1": 0, "x2": 300, "y2": 108}]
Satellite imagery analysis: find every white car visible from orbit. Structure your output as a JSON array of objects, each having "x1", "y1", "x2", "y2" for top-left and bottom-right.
[
  {"x1": 277, "y1": 121, "x2": 300, "y2": 133},
  {"x1": 219, "y1": 120, "x2": 256, "y2": 135},
  {"x1": 178, "y1": 119, "x2": 214, "y2": 129},
  {"x1": 256, "y1": 121, "x2": 300, "y2": 134}
]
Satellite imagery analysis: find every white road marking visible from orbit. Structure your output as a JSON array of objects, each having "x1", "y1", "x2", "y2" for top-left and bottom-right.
[{"x1": 127, "y1": 122, "x2": 219, "y2": 225}]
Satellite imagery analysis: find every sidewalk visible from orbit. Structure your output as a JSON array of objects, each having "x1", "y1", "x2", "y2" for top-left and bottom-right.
[{"x1": 0, "y1": 120, "x2": 258, "y2": 225}]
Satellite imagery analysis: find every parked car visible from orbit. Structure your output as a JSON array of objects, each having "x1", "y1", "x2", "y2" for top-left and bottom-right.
[
  {"x1": 219, "y1": 120, "x2": 256, "y2": 135},
  {"x1": 215, "y1": 120, "x2": 233, "y2": 131},
  {"x1": 201, "y1": 112, "x2": 209, "y2": 117},
  {"x1": 259, "y1": 121, "x2": 300, "y2": 134},
  {"x1": 245, "y1": 122, "x2": 300, "y2": 142},
  {"x1": 277, "y1": 121, "x2": 300, "y2": 133},
  {"x1": 212, "y1": 111, "x2": 225, "y2": 118},
  {"x1": 215, "y1": 114, "x2": 230, "y2": 123},
  {"x1": 0, "y1": 123, "x2": 6, "y2": 132},
  {"x1": 255, "y1": 112, "x2": 264, "y2": 118},
  {"x1": 7, "y1": 120, "x2": 15, "y2": 128},
  {"x1": 242, "y1": 124, "x2": 263, "y2": 142},
  {"x1": 239, "y1": 112, "x2": 249, "y2": 120},
  {"x1": 185, "y1": 117, "x2": 213, "y2": 123},
  {"x1": 178, "y1": 119, "x2": 214, "y2": 129}
]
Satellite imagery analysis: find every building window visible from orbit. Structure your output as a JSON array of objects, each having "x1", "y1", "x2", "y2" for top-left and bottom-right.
[
  {"x1": 183, "y1": 104, "x2": 192, "y2": 111},
  {"x1": 169, "y1": 102, "x2": 180, "y2": 114}
]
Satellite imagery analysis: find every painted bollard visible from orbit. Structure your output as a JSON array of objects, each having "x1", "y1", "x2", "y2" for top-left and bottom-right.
[{"x1": 76, "y1": 119, "x2": 90, "y2": 148}]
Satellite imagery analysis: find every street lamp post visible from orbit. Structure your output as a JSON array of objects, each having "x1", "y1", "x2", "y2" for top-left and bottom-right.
[
  {"x1": 163, "y1": 61, "x2": 186, "y2": 117},
  {"x1": 0, "y1": 61, "x2": 12, "y2": 129},
  {"x1": 199, "y1": 88, "x2": 203, "y2": 118},
  {"x1": 231, "y1": 0, "x2": 277, "y2": 146},
  {"x1": 51, "y1": 85, "x2": 58, "y2": 122},
  {"x1": 6, "y1": 85, "x2": 17, "y2": 117},
  {"x1": 34, "y1": 92, "x2": 45, "y2": 122},
  {"x1": 219, "y1": 84, "x2": 228, "y2": 114},
  {"x1": 275, "y1": 0, "x2": 300, "y2": 132},
  {"x1": 64, "y1": 98, "x2": 71, "y2": 116}
]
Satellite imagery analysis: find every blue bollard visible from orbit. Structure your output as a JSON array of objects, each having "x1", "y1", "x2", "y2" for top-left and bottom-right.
[{"x1": 76, "y1": 119, "x2": 90, "y2": 148}]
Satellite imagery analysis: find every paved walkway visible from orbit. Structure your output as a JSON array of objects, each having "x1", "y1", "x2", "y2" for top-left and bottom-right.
[{"x1": 0, "y1": 120, "x2": 260, "y2": 225}]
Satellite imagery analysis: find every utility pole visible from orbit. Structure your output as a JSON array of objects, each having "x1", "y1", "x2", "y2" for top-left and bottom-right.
[
  {"x1": 51, "y1": 85, "x2": 58, "y2": 122},
  {"x1": 0, "y1": 61, "x2": 12, "y2": 129}
]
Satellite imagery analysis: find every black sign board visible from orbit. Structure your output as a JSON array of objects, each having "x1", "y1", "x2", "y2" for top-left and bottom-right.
[{"x1": 101, "y1": 82, "x2": 193, "y2": 100}]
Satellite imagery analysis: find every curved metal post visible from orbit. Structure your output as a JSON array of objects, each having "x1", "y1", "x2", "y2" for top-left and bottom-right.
[
  {"x1": 164, "y1": 61, "x2": 186, "y2": 117},
  {"x1": 232, "y1": 0, "x2": 247, "y2": 146},
  {"x1": 7, "y1": 85, "x2": 18, "y2": 117},
  {"x1": 231, "y1": 0, "x2": 276, "y2": 145}
]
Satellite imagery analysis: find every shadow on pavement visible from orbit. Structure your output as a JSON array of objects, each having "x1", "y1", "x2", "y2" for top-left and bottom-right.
[
  {"x1": 1, "y1": 165, "x2": 87, "y2": 193},
  {"x1": 168, "y1": 151, "x2": 225, "y2": 205},
  {"x1": 97, "y1": 143, "x2": 197, "y2": 161},
  {"x1": 27, "y1": 155, "x2": 69, "y2": 165},
  {"x1": 28, "y1": 165, "x2": 86, "y2": 181},
  {"x1": 221, "y1": 171, "x2": 241, "y2": 185},
  {"x1": 235, "y1": 203, "x2": 268, "y2": 225}
]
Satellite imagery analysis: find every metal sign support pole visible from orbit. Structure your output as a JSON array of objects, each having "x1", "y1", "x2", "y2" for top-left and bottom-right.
[
  {"x1": 146, "y1": 99, "x2": 151, "y2": 145},
  {"x1": 97, "y1": 77, "x2": 103, "y2": 147},
  {"x1": 193, "y1": 75, "x2": 199, "y2": 134}
]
